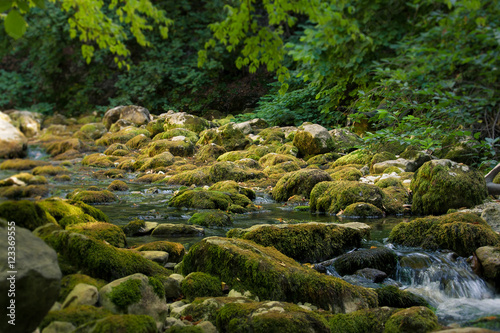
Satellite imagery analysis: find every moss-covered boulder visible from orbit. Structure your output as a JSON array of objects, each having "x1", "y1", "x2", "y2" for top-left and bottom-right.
[
  {"x1": 329, "y1": 128, "x2": 364, "y2": 154},
  {"x1": 39, "y1": 305, "x2": 113, "y2": 331},
  {"x1": 209, "y1": 161, "x2": 265, "y2": 183},
  {"x1": 326, "y1": 307, "x2": 400, "y2": 333},
  {"x1": 179, "y1": 237, "x2": 378, "y2": 312},
  {"x1": 332, "y1": 150, "x2": 373, "y2": 168},
  {"x1": 67, "y1": 222, "x2": 127, "y2": 248},
  {"x1": 411, "y1": 159, "x2": 488, "y2": 215},
  {"x1": 44, "y1": 138, "x2": 89, "y2": 157},
  {"x1": 58, "y1": 273, "x2": 107, "y2": 303},
  {"x1": 310, "y1": 181, "x2": 385, "y2": 214},
  {"x1": 103, "y1": 143, "x2": 130, "y2": 156},
  {"x1": 151, "y1": 223, "x2": 205, "y2": 237},
  {"x1": 475, "y1": 246, "x2": 500, "y2": 292},
  {"x1": 384, "y1": 306, "x2": 440, "y2": 333},
  {"x1": 169, "y1": 188, "x2": 248, "y2": 210},
  {"x1": 75, "y1": 122, "x2": 107, "y2": 140},
  {"x1": 276, "y1": 142, "x2": 299, "y2": 156},
  {"x1": 340, "y1": 203, "x2": 385, "y2": 218},
  {"x1": 107, "y1": 180, "x2": 129, "y2": 191},
  {"x1": 216, "y1": 301, "x2": 330, "y2": 333},
  {"x1": 103, "y1": 105, "x2": 151, "y2": 129},
  {"x1": 96, "y1": 126, "x2": 151, "y2": 146},
  {"x1": 333, "y1": 247, "x2": 398, "y2": 276},
  {"x1": 162, "y1": 111, "x2": 211, "y2": 133},
  {"x1": 134, "y1": 241, "x2": 185, "y2": 263},
  {"x1": 0, "y1": 184, "x2": 50, "y2": 199},
  {"x1": 135, "y1": 151, "x2": 175, "y2": 172},
  {"x1": 165, "y1": 166, "x2": 212, "y2": 186},
  {"x1": 369, "y1": 152, "x2": 397, "y2": 173},
  {"x1": 388, "y1": 212, "x2": 500, "y2": 257},
  {"x1": 375, "y1": 285, "x2": 429, "y2": 308},
  {"x1": 0, "y1": 172, "x2": 47, "y2": 186},
  {"x1": 307, "y1": 152, "x2": 340, "y2": 166},
  {"x1": 272, "y1": 169, "x2": 332, "y2": 202},
  {"x1": 80, "y1": 314, "x2": 157, "y2": 333},
  {"x1": 81, "y1": 153, "x2": 117, "y2": 168},
  {"x1": 257, "y1": 127, "x2": 286, "y2": 144},
  {"x1": 217, "y1": 150, "x2": 251, "y2": 162},
  {"x1": 144, "y1": 138, "x2": 195, "y2": 157},
  {"x1": 188, "y1": 210, "x2": 233, "y2": 227},
  {"x1": 198, "y1": 122, "x2": 250, "y2": 151},
  {"x1": 195, "y1": 143, "x2": 227, "y2": 163},
  {"x1": 41, "y1": 230, "x2": 170, "y2": 281},
  {"x1": 259, "y1": 153, "x2": 304, "y2": 168},
  {"x1": 32, "y1": 165, "x2": 69, "y2": 176},
  {"x1": 382, "y1": 186, "x2": 408, "y2": 215},
  {"x1": 227, "y1": 222, "x2": 368, "y2": 262},
  {"x1": 125, "y1": 133, "x2": 151, "y2": 149},
  {"x1": 209, "y1": 180, "x2": 256, "y2": 200},
  {"x1": 67, "y1": 190, "x2": 118, "y2": 204},
  {"x1": 264, "y1": 161, "x2": 302, "y2": 177},
  {"x1": 0, "y1": 200, "x2": 56, "y2": 230},
  {"x1": 181, "y1": 272, "x2": 223, "y2": 301},
  {"x1": 38, "y1": 197, "x2": 109, "y2": 223},
  {"x1": 0, "y1": 158, "x2": 50, "y2": 170},
  {"x1": 292, "y1": 124, "x2": 335, "y2": 158},
  {"x1": 328, "y1": 166, "x2": 363, "y2": 181},
  {"x1": 153, "y1": 128, "x2": 199, "y2": 143}
]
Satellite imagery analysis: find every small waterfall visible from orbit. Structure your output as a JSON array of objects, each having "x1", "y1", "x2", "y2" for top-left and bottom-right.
[{"x1": 395, "y1": 249, "x2": 500, "y2": 324}]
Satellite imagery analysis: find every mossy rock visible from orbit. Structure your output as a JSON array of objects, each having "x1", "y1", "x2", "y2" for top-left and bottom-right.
[
  {"x1": 169, "y1": 189, "x2": 231, "y2": 210},
  {"x1": 209, "y1": 161, "x2": 265, "y2": 183},
  {"x1": 333, "y1": 247, "x2": 398, "y2": 276},
  {"x1": 227, "y1": 222, "x2": 366, "y2": 262},
  {"x1": 163, "y1": 112, "x2": 211, "y2": 133},
  {"x1": 153, "y1": 128, "x2": 200, "y2": 143},
  {"x1": 0, "y1": 158, "x2": 50, "y2": 170},
  {"x1": 67, "y1": 190, "x2": 118, "y2": 204},
  {"x1": 107, "y1": 180, "x2": 129, "y2": 191},
  {"x1": 276, "y1": 143, "x2": 299, "y2": 156},
  {"x1": 306, "y1": 152, "x2": 340, "y2": 166},
  {"x1": 195, "y1": 143, "x2": 227, "y2": 163},
  {"x1": 103, "y1": 143, "x2": 130, "y2": 156},
  {"x1": 95, "y1": 127, "x2": 151, "y2": 146},
  {"x1": 44, "y1": 138, "x2": 89, "y2": 157},
  {"x1": 326, "y1": 307, "x2": 399, "y2": 333},
  {"x1": 144, "y1": 138, "x2": 195, "y2": 157},
  {"x1": 257, "y1": 127, "x2": 286, "y2": 144},
  {"x1": 188, "y1": 210, "x2": 233, "y2": 227},
  {"x1": 59, "y1": 214, "x2": 98, "y2": 228},
  {"x1": 0, "y1": 184, "x2": 50, "y2": 199},
  {"x1": 125, "y1": 133, "x2": 151, "y2": 149},
  {"x1": 384, "y1": 306, "x2": 440, "y2": 333},
  {"x1": 41, "y1": 230, "x2": 170, "y2": 281},
  {"x1": 135, "y1": 173, "x2": 166, "y2": 183},
  {"x1": 197, "y1": 123, "x2": 250, "y2": 151},
  {"x1": 38, "y1": 198, "x2": 110, "y2": 223},
  {"x1": 259, "y1": 153, "x2": 304, "y2": 168},
  {"x1": 292, "y1": 124, "x2": 335, "y2": 158},
  {"x1": 382, "y1": 186, "x2": 408, "y2": 215},
  {"x1": 329, "y1": 128, "x2": 364, "y2": 154},
  {"x1": 369, "y1": 152, "x2": 397, "y2": 173},
  {"x1": 122, "y1": 219, "x2": 146, "y2": 237},
  {"x1": 58, "y1": 273, "x2": 107, "y2": 303},
  {"x1": 209, "y1": 180, "x2": 256, "y2": 200},
  {"x1": 217, "y1": 150, "x2": 250, "y2": 162},
  {"x1": 164, "y1": 166, "x2": 212, "y2": 186},
  {"x1": 0, "y1": 172, "x2": 47, "y2": 186},
  {"x1": 216, "y1": 301, "x2": 330, "y2": 333},
  {"x1": 465, "y1": 315, "x2": 500, "y2": 331},
  {"x1": 151, "y1": 223, "x2": 205, "y2": 237},
  {"x1": 181, "y1": 272, "x2": 223, "y2": 301},
  {"x1": 134, "y1": 241, "x2": 185, "y2": 263},
  {"x1": 375, "y1": 177, "x2": 403, "y2": 189},
  {"x1": 388, "y1": 212, "x2": 500, "y2": 256},
  {"x1": 264, "y1": 161, "x2": 301, "y2": 176},
  {"x1": 272, "y1": 169, "x2": 332, "y2": 202},
  {"x1": 0, "y1": 200, "x2": 56, "y2": 230},
  {"x1": 310, "y1": 181, "x2": 385, "y2": 214},
  {"x1": 375, "y1": 286, "x2": 429, "y2": 308},
  {"x1": 135, "y1": 151, "x2": 175, "y2": 172},
  {"x1": 179, "y1": 237, "x2": 378, "y2": 312},
  {"x1": 82, "y1": 153, "x2": 116, "y2": 168},
  {"x1": 332, "y1": 150, "x2": 373, "y2": 168},
  {"x1": 341, "y1": 202, "x2": 385, "y2": 218},
  {"x1": 32, "y1": 165, "x2": 69, "y2": 176},
  {"x1": 328, "y1": 167, "x2": 363, "y2": 181},
  {"x1": 81, "y1": 314, "x2": 157, "y2": 333},
  {"x1": 67, "y1": 222, "x2": 127, "y2": 248},
  {"x1": 145, "y1": 118, "x2": 165, "y2": 136},
  {"x1": 411, "y1": 159, "x2": 488, "y2": 215},
  {"x1": 39, "y1": 305, "x2": 112, "y2": 331},
  {"x1": 76, "y1": 122, "x2": 107, "y2": 140}
]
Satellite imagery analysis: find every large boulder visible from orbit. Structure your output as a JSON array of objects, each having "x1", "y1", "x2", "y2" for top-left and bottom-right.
[
  {"x1": 411, "y1": 159, "x2": 488, "y2": 215},
  {"x1": 388, "y1": 212, "x2": 500, "y2": 257},
  {"x1": 161, "y1": 111, "x2": 211, "y2": 133},
  {"x1": 293, "y1": 123, "x2": 335, "y2": 157},
  {"x1": 0, "y1": 112, "x2": 28, "y2": 158},
  {"x1": 6, "y1": 110, "x2": 42, "y2": 137},
  {"x1": 168, "y1": 188, "x2": 254, "y2": 212},
  {"x1": 475, "y1": 246, "x2": 500, "y2": 291},
  {"x1": 103, "y1": 105, "x2": 151, "y2": 129},
  {"x1": 272, "y1": 169, "x2": 332, "y2": 202},
  {"x1": 310, "y1": 181, "x2": 385, "y2": 214},
  {"x1": 329, "y1": 128, "x2": 364, "y2": 153},
  {"x1": 0, "y1": 223, "x2": 62, "y2": 333},
  {"x1": 333, "y1": 247, "x2": 399, "y2": 276},
  {"x1": 179, "y1": 236, "x2": 378, "y2": 312},
  {"x1": 198, "y1": 122, "x2": 251, "y2": 151},
  {"x1": 227, "y1": 222, "x2": 369, "y2": 262}
]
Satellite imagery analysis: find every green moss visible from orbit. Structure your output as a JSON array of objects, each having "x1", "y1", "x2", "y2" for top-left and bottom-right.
[
  {"x1": 375, "y1": 177, "x2": 403, "y2": 188},
  {"x1": 107, "y1": 180, "x2": 129, "y2": 191},
  {"x1": 276, "y1": 143, "x2": 299, "y2": 156},
  {"x1": 125, "y1": 134, "x2": 151, "y2": 149},
  {"x1": 411, "y1": 160, "x2": 488, "y2": 215},
  {"x1": 54, "y1": 174, "x2": 72, "y2": 182},
  {"x1": 307, "y1": 152, "x2": 340, "y2": 166},
  {"x1": 32, "y1": 165, "x2": 69, "y2": 175},
  {"x1": 42, "y1": 230, "x2": 170, "y2": 281},
  {"x1": 154, "y1": 128, "x2": 199, "y2": 143},
  {"x1": 165, "y1": 166, "x2": 212, "y2": 186},
  {"x1": 147, "y1": 276, "x2": 166, "y2": 299},
  {"x1": 466, "y1": 315, "x2": 500, "y2": 331},
  {"x1": 144, "y1": 138, "x2": 195, "y2": 157},
  {"x1": 384, "y1": 306, "x2": 440, "y2": 333},
  {"x1": 70, "y1": 200, "x2": 110, "y2": 222},
  {"x1": 39, "y1": 305, "x2": 112, "y2": 331},
  {"x1": 163, "y1": 113, "x2": 210, "y2": 133},
  {"x1": 59, "y1": 274, "x2": 107, "y2": 302},
  {"x1": 134, "y1": 241, "x2": 185, "y2": 263},
  {"x1": 0, "y1": 158, "x2": 50, "y2": 170},
  {"x1": 96, "y1": 127, "x2": 151, "y2": 146},
  {"x1": 104, "y1": 143, "x2": 131, "y2": 156},
  {"x1": 326, "y1": 307, "x2": 399, "y2": 333},
  {"x1": 146, "y1": 118, "x2": 165, "y2": 136},
  {"x1": 67, "y1": 190, "x2": 118, "y2": 204},
  {"x1": 180, "y1": 237, "x2": 378, "y2": 311},
  {"x1": 382, "y1": 187, "x2": 408, "y2": 215},
  {"x1": 341, "y1": 202, "x2": 385, "y2": 218},
  {"x1": 328, "y1": 167, "x2": 362, "y2": 181},
  {"x1": 122, "y1": 219, "x2": 146, "y2": 237},
  {"x1": 217, "y1": 150, "x2": 250, "y2": 162},
  {"x1": 293, "y1": 205, "x2": 310, "y2": 211},
  {"x1": 209, "y1": 161, "x2": 265, "y2": 183},
  {"x1": 0, "y1": 184, "x2": 49, "y2": 199},
  {"x1": 67, "y1": 222, "x2": 127, "y2": 248},
  {"x1": 59, "y1": 214, "x2": 98, "y2": 228},
  {"x1": 310, "y1": 181, "x2": 385, "y2": 214},
  {"x1": 136, "y1": 151, "x2": 175, "y2": 171},
  {"x1": 383, "y1": 166, "x2": 404, "y2": 174},
  {"x1": 209, "y1": 180, "x2": 256, "y2": 200},
  {"x1": 272, "y1": 169, "x2": 332, "y2": 202},
  {"x1": 375, "y1": 286, "x2": 429, "y2": 308},
  {"x1": 227, "y1": 222, "x2": 365, "y2": 263},
  {"x1": 44, "y1": 138, "x2": 88, "y2": 157},
  {"x1": 77, "y1": 123, "x2": 107, "y2": 140},
  {"x1": 264, "y1": 161, "x2": 301, "y2": 176},
  {"x1": 188, "y1": 210, "x2": 233, "y2": 227},
  {"x1": 332, "y1": 150, "x2": 373, "y2": 167},
  {"x1": 333, "y1": 247, "x2": 398, "y2": 276},
  {"x1": 388, "y1": 212, "x2": 500, "y2": 256},
  {"x1": 197, "y1": 123, "x2": 250, "y2": 151},
  {"x1": 87, "y1": 314, "x2": 157, "y2": 333},
  {"x1": 259, "y1": 153, "x2": 303, "y2": 168},
  {"x1": 258, "y1": 127, "x2": 286, "y2": 144},
  {"x1": 82, "y1": 153, "x2": 116, "y2": 168},
  {"x1": 195, "y1": 143, "x2": 227, "y2": 163},
  {"x1": 0, "y1": 200, "x2": 56, "y2": 230},
  {"x1": 109, "y1": 279, "x2": 143, "y2": 311},
  {"x1": 369, "y1": 152, "x2": 397, "y2": 173},
  {"x1": 181, "y1": 272, "x2": 224, "y2": 301},
  {"x1": 292, "y1": 129, "x2": 335, "y2": 159}
]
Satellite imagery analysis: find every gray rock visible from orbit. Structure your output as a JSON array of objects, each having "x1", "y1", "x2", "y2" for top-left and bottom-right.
[
  {"x1": 480, "y1": 203, "x2": 500, "y2": 233},
  {"x1": 61, "y1": 283, "x2": 99, "y2": 309},
  {"x1": 372, "y1": 158, "x2": 411, "y2": 173},
  {"x1": 0, "y1": 224, "x2": 62, "y2": 333},
  {"x1": 161, "y1": 111, "x2": 212, "y2": 133},
  {"x1": 41, "y1": 321, "x2": 76, "y2": 333},
  {"x1": 0, "y1": 111, "x2": 28, "y2": 158},
  {"x1": 103, "y1": 105, "x2": 151, "y2": 129},
  {"x1": 164, "y1": 274, "x2": 183, "y2": 299},
  {"x1": 139, "y1": 251, "x2": 169, "y2": 266},
  {"x1": 354, "y1": 268, "x2": 388, "y2": 283},
  {"x1": 475, "y1": 246, "x2": 500, "y2": 291},
  {"x1": 293, "y1": 123, "x2": 334, "y2": 156},
  {"x1": 329, "y1": 128, "x2": 363, "y2": 153},
  {"x1": 7, "y1": 110, "x2": 42, "y2": 138},
  {"x1": 233, "y1": 118, "x2": 269, "y2": 135},
  {"x1": 197, "y1": 320, "x2": 218, "y2": 333}
]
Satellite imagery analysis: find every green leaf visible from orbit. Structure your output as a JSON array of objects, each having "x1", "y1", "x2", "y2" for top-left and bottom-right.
[
  {"x1": 4, "y1": 9, "x2": 26, "y2": 39},
  {"x1": 32, "y1": 0, "x2": 45, "y2": 9},
  {"x1": 0, "y1": 0, "x2": 13, "y2": 12},
  {"x1": 16, "y1": 0, "x2": 29, "y2": 12}
]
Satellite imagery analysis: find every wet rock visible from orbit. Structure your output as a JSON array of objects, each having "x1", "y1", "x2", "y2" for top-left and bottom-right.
[
  {"x1": 227, "y1": 222, "x2": 368, "y2": 262},
  {"x1": 66, "y1": 189, "x2": 118, "y2": 204},
  {"x1": 375, "y1": 285, "x2": 429, "y2": 308},
  {"x1": 0, "y1": 111, "x2": 27, "y2": 158},
  {"x1": 340, "y1": 202, "x2": 385, "y2": 218},
  {"x1": 66, "y1": 222, "x2": 127, "y2": 248},
  {"x1": 272, "y1": 169, "x2": 332, "y2": 202},
  {"x1": 293, "y1": 123, "x2": 335, "y2": 157},
  {"x1": 151, "y1": 223, "x2": 205, "y2": 237},
  {"x1": 475, "y1": 246, "x2": 500, "y2": 291},
  {"x1": 188, "y1": 210, "x2": 233, "y2": 227},
  {"x1": 103, "y1": 105, "x2": 151, "y2": 129},
  {"x1": 61, "y1": 283, "x2": 99, "y2": 309},
  {"x1": 411, "y1": 159, "x2": 487, "y2": 215},
  {"x1": 333, "y1": 247, "x2": 398, "y2": 276},
  {"x1": 384, "y1": 306, "x2": 441, "y2": 333},
  {"x1": 209, "y1": 161, "x2": 265, "y2": 183},
  {"x1": 0, "y1": 200, "x2": 57, "y2": 230},
  {"x1": 134, "y1": 241, "x2": 185, "y2": 263},
  {"x1": 138, "y1": 251, "x2": 170, "y2": 266},
  {"x1": 354, "y1": 268, "x2": 388, "y2": 283},
  {"x1": 0, "y1": 224, "x2": 61, "y2": 333}
]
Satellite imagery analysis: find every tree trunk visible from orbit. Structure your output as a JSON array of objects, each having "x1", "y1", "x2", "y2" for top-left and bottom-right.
[{"x1": 485, "y1": 162, "x2": 500, "y2": 195}]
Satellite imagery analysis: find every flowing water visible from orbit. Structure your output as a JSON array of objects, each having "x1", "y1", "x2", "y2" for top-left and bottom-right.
[{"x1": 1, "y1": 151, "x2": 499, "y2": 327}]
